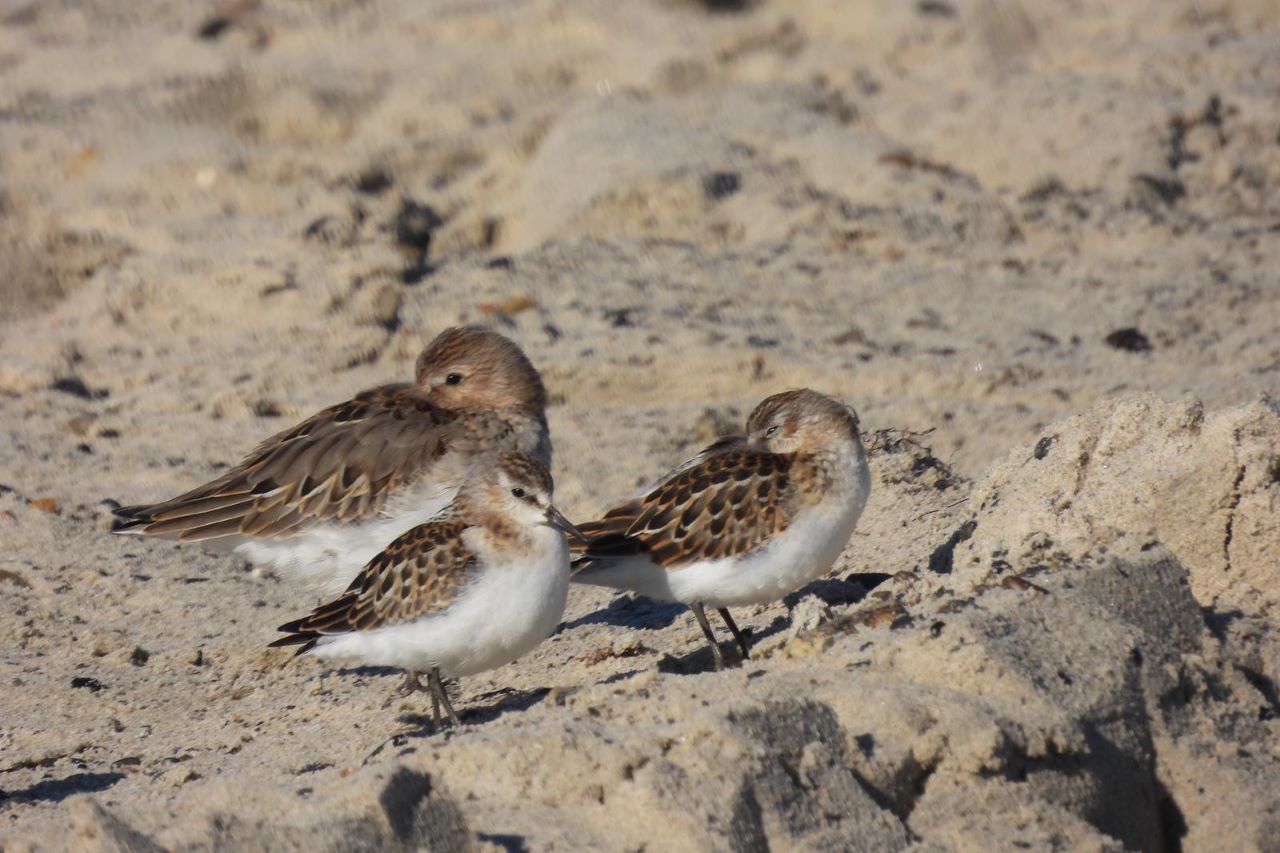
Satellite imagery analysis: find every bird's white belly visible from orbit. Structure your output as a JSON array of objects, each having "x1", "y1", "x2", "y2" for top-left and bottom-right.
[
  {"x1": 576, "y1": 481, "x2": 868, "y2": 608},
  {"x1": 236, "y1": 483, "x2": 459, "y2": 596},
  {"x1": 672, "y1": 503, "x2": 861, "y2": 607},
  {"x1": 311, "y1": 531, "x2": 570, "y2": 678}
]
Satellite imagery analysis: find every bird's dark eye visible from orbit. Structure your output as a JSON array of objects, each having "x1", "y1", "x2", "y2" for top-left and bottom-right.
[
  {"x1": 510, "y1": 487, "x2": 526, "y2": 499},
  {"x1": 445, "y1": 373, "x2": 463, "y2": 386},
  {"x1": 765, "y1": 425, "x2": 779, "y2": 437}
]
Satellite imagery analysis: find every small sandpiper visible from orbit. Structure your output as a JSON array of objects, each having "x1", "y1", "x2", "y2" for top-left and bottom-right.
[
  {"x1": 271, "y1": 451, "x2": 579, "y2": 727},
  {"x1": 571, "y1": 389, "x2": 871, "y2": 669}
]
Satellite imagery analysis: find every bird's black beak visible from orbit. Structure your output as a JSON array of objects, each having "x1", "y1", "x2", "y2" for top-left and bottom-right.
[{"x1": 545, "y1": 505, "x2": 586, "y2": 544}]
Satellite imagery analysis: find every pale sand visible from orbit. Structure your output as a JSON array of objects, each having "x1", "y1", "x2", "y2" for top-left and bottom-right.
[{"x1": 2, "y1": 0, "x2": 1278, "y2": 849}]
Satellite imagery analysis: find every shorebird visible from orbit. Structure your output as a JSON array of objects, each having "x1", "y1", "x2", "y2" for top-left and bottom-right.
[
  {"x1": 571, "y1": 389, "x2": 870, "y2": 669},
  {"x1": 271, "y1": 452, "x2": 579, "y2": 727},
  {"x1": 113, "y1": 327, "x2": 551, "y2": 594}
]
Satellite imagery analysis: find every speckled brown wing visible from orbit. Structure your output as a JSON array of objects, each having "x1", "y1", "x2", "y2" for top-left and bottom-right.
[
  {"x1": 576, "y1": 447, "x2": 794, "y2": 570},
  {"x1": 271, "y1": 516, "x2": 477, "y2": 652},
  {"x1": 569, "y1": 436, "x2": 748, "y2": 556},
  {"x1": 112, "y1": 385, "x2": 456, "y2": 541}
]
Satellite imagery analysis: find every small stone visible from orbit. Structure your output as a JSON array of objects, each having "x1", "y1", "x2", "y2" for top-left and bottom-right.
[
  {"x1": 354, "y1": 166, "x2": 393, "y2": 195},
  {"x1": 1000, "y1": 575, "x2": 1049, "y2": 594},
  {"x1": 604, "y1": 307, "x2": 635, "y2": 328},
  {"x1": 0, "y1": 569, "x2": 30, "y2": 588},
  {"x1": 702, "y1": 171, "x2": 741, "y2": 201},
  {"x1": 68, "y1": 414, "x2": 97, "y2": 436},
  {"x1": 1105, "y1": 328, "x2": 1152, "y2": 353},
  {"x1": 31, "y1": 497, "x2": 62, "y2": 514},
  {"x1": 393, "y1": 199, "x2": 444, "y2": 254},
  {"x1": 916, "y1": 0, "x2": 956, "y2": 16},
  {"x1": 861, "y1": 604, "x2": 911, "y2": 630},
  {"x1": 368, "y1": 283, "x2": 404, "y2": 331},
  {"x1": 1130, "y1": 173, "x2": 1186, "y2": 207},
  {"x1": 253, "y1": 399, "x2": 283, "y2": 418},
  {"x1": 479, "y1": 296, "x2": 537, "y2": 318},
  {"x1": 51, "y1": 376, "x2": 108, "y2": 401}
]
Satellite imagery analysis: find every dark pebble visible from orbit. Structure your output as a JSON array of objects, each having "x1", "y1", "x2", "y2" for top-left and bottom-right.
[
  {"x1": 1131, "y1": 174, "x2": 1186, "y2": 207},
  {"x1": 354, "y1": 167, "x2": 393, "y2": 195},
  {"x1": 393, "y1": 198, "x2": 444, "y2": 253},
  {"x1": 702, "y1": 171, "x2": 741, "y2": 201},
  {"x1": 400, "y1": 262, "x2": 438, "y2": 285},
  {"x1": 917, "y1": 0, "x2": 956, "y2": 17},
  {"x1": 303, "y1": 216, "x2": 334, "y2": 241},
  {"x1": 1105, "y1": 327, "x2": 1153, "y2": 352},
  {"x1": 195, "y1": 17, "x2": 231, "y2": 40},
  {"x1": 294, "y1": 762, "x2": 333, "y2": 775},
  {"x1": 605, "y1": 308, "x2": 635, "y2": 328},
  {"x1": 71, "y1": 676, "x2": 105, "y2": 692},
  {"x1": 698, "y1": 0, "x2": 757, "y2": 12},
  {"x1": 51, "y1": 377, "x2": 108, "y2": 401}
]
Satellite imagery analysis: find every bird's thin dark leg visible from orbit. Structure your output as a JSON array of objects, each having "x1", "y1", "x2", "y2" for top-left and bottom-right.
[
  {"x1": 717, "y1": 608, "x2": 751, "y2": 661},
  {"x1": 383, "y1": 669, "x2": 426, "y2": 708},
  {"x1": 691, "y1": 603, "x2": 726, "y2": 671},
  {"x1": 365, "y1": 670, "x2": 430, "y2": 763},
  {"x1": 429, "y1": 667, "x2": 463, "y2": 727}
]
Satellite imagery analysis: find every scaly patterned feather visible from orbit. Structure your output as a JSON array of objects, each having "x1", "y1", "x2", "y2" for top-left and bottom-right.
[
  {"x1": 271, "y1": 515, "x2": 478, "y2": 651},
  {"x1": 575, "y1": 446, "x2": 795, "y2": 570},
  {"x1": 113, "y1": 385, "x2": 466, "y2": 540}
]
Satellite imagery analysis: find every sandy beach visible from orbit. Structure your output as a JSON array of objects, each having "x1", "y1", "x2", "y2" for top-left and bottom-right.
[{"x1": 2, "y1": 0, "x2": 1279, "y2": 849}]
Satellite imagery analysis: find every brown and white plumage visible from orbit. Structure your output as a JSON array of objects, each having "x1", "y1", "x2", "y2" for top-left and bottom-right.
[
  {"x1": 272, "y1": 452, "x2": 578, "y2": 727},
  {"x1": 272, "y1": 513, "x2": 476, "y2": 654},
  {"x1": 572, "y1": 389, "x2": 870, "y2": 669},
  {"x1": 574, "y1": 446, "x2": 795, "y2": 568},
  {"x1": 113, "y1": 327, "x2": 551, "y2": 594}
]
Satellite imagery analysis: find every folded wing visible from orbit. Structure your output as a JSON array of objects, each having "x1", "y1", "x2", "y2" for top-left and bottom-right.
[
  {"x1": 270, "y1": 516, "x2": 477, "y2": 653},
  {"x1": 574, "y1": 444, "x2": 794, "y2": 572},
  {"x1": 112, "y1": 385, "x2": 453, "y2": 541}
]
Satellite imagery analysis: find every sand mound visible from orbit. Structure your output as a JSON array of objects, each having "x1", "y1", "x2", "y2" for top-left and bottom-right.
[{"x1": 950, "y1": 394, "x2": 1280, "y2": 618}]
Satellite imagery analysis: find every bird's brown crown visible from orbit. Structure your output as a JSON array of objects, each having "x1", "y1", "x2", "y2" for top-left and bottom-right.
[
  {"x1": 746, "y1": 389, "x2": 861, "y2": 454},
  {"x1": 414, "y1": 327, "x2": 547, "y2": 414}
]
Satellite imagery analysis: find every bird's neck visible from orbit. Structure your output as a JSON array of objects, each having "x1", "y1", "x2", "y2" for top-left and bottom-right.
[{"x1": 789, "y1": 438, "x2": 866, "y2": 504}]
